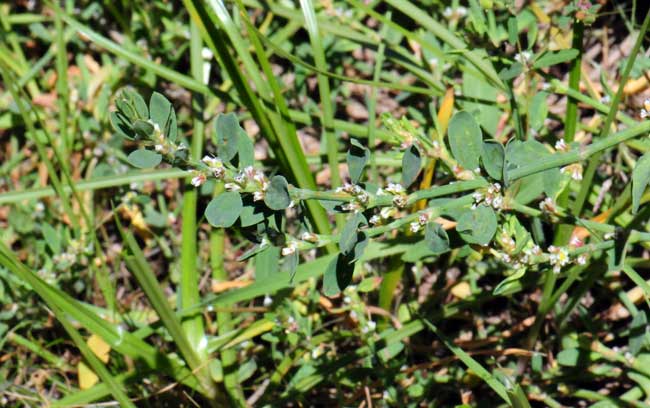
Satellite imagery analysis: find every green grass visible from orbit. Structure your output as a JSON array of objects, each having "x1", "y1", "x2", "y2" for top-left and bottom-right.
[{"x1": 3, "y1": 1, "x2": 650, "y2": 407}]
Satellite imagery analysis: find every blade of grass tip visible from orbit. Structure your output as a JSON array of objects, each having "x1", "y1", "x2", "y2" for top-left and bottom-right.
[
  {"x1": 418, "y1": 315, "x2": 513, "y2": 404},
  {"x1": 554, "y1": 18, "x2": 585, "y2": 247},
  {"x1": 54, "y1": 8, "x2": 231, "y2": 102},
  {"x1": 182, "y1": 0, "x2": 332, "y2": 237},
  {"x1": 384, "y1": 0, "x2": 506, "y2": 91},
  {"x1": 241, "y1": 18, "x2": 440, "y2": 97},
  {"x1": 377, "y1": 256, "x2": 404, "y2": 331},
  {"x1": 49, "y1": 303, "x2": 136, "y2": 408},
  {"x1": 51, "y1": 372, "x2": 136, "y2": 407},
  {"x1": 55, "y1": 11, "x2": 71, "y2": 158},
  {"x1": 179, "y1": 19, "x2": 208, "y2": 365},
  {"x1": 0, "y1": 168, "x2": 187, "y2": 205},
  {"x1": 417, "y1": 87, "x2": 454, "y2": 210},
  {"x1": 210, "y1": 184, "x2": 247, "y2": 407},
  {"x1": 0, "y1": 63, "x2": 81, "y2": 233},
  {"x1": 0, "y1": 241, "x2": 203, "y2": 393},
  {"x1": 300, "y1": 0, "x2": 344, "y2": 229},
  {"x1": 367, "y1": 12, "x2": 389, "y2": 182},
  {"x1": 0, "y1": 8, "x2": 39, "y2": 97},
  {"x1": 115, "y1": 218, "x2": 220, "y2": 402},
  {"x1": 572, "y1": 8, "x2": 650, "y2": 218},
  {"x1": 237, "y1": 1, "x2": 336, "y2": 252}
]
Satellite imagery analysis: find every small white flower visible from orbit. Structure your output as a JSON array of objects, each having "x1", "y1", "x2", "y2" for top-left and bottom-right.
[
  {"x1": 369, "y1": 215, "x2": 381, "y2": 225},
  {"x1": 393, "y1": 195, "x2": 407, "y2": 208},
  {"x1": 253, "y1": 191, "x2": 265, "y2": 201},
  {"x1": 576, "y1": 254, "x2": 587, "y2": 265},
  {"x1": 224, "y1": 182, "x2": 241, "y2": 191},
  {"x1": 641, "y1": 109, "x2": 649, "y2": 119},
  {"x1": 155, "y1": 144, "x2": 165, "y2": 152},
  {"x1": 190, "y1": 171, "x2": 207, "y2": 187},
  {"x1": 569, "y1": 236, "x2": 583, "y2": 248},
  {"x1": 385, "y1": 183, "x2": 404, "y2": 195},
  {"x1": 367, "y1": 320, "x2": 377, "y2": 331},
  {"x1": 281, "y1": 242, "x2": 297, "y2": 256},
  {"x1": 548, "y1": 245, "x2": 570, "y2": 274},
  {"x1": 410, "y1": 222, "x2": 422, "y2": 233},
  {"x1": 555, "y1": 138, "x2": 568, "y2": 152},
  {"x1": 380, "y1": 207, "x2": 396, "y2": 219},
  {"x1": 514, "y1": 51, "x2": 532, "y2": 64},
  {"x1": 300, "y1": 232, "x2": 318, "y2": 242},
  {"x1": 561, "y1": 163, "x2": 583, "y2": 181},
  {"x1": 202, "y1": 155, "x2": 222, "y2": 168},
  {"x1": 539, "y1": 197, "x2": 556, "y2": 213},
  {"x1": 263, "y1": 295, "x2": 273, "y2": 307}
]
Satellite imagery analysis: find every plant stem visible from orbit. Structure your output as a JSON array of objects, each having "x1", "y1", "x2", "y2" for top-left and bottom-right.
[
  {"x1": 210, "y1": 183, "x2": 247, "y2": 406},
  {"x1": 571, "y1": 8, "x2": 650, "y2": 217},
  {"x1": 180, "y1": 20, "x2": 207, "y2": 362}
]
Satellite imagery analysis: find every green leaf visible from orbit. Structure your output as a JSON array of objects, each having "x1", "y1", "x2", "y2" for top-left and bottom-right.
[
  {"x1": 424, "y1": 222, "x2": 450, "y2": 254},
  {"x1": 127, "y1": 149, "x2": 162, "y2": 169},
  {"x1": 448, "y1": 111, "x2": 483, "y2": 170},
  {"x1": 505, "y1": 140, "x2": 560, "y2": 204},
  {"x1": 528, "y1": 92, "x2": 549, "y2": 132},
  {"x1": 149, "y1": 91, "x2": 177, "y2": 142},
  {"x1": 533, "y1": 49, "x2": 580, "y2": 69},
  {"x1": 632, "y1": 153, "x2": 650, "y2": 213},
  {"x1": 629, "y1": 311, "x2": 649, "y2": 355},
  {"x1": 133, "y1": 120, "x2": 154, "y2": 139},
  {"x1": 493, "y1": 268, "x2": 526, "y2": 296},
  {"x1": 401, "y1": 144, "x2": 422, "y2": 187},
  {"x1": 498, "y1": 62, "x2": 523, "y2": 81},
  {"x1": 215, "y1": 113, "x2": 240, "y2": 163},
  {"x1": 339, "y1": 212, "x2": 367, "y2": 255},
  {"x1": 556, "y1": 348, "x2": 584, "y2": 367},
  {"x1": 481, "y1": 141, "x2": 504, "y2": 180},
  {"x1": 205, "y1": 192, "x2": 243, "y2": 228},
  {"x1": 41, "y1": 224, "x2": 61, "y2": 253},
  {"x1": 283, "y1": 250, "x2": 299, "y2": 282},
  {"x1": 323, "y1": 253, "x2": 355, "y2": 296},
  {"x1": 456, "y1": 205, "x2": 497, "y2": 245},
  {"x1": 130, "y1": 91, "x2": 149, "y2": 119},
  {"x1": 239, "y1": 202, "x2": 266, "y2": 227},
  {"x1": 237, "y1": 129, "x2": 255, "y2": 169},
  {"x1": 346, "y1": 138, "x2": 370, "y2": 184},
  {"x1": 109, "y1": 111, "x2": 134, "y2": 140},
  {"x1": 264, "y1": 176, "x2": 291, "y2": 210},
  {"x1": 255, "y1": 246, "x2": 280, "y2": 281}
]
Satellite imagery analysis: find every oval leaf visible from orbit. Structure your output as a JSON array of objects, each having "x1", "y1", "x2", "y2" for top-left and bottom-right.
[
  {"x1": 323, "y1": 253, "x2": 355, "y2": 297},
  {"x1": 424, "y1": 222, "x2": 450, "y2": 254},
  {"x1": 127, "y1": 149, "x2": 162, "y2": 169},
  {"x1": 448, "y1": 111, "x2": 483, "y2": 170},
  {"x1": 401, "y1": 145, "x2": 422, "y2": 187},
  {"x1": 633, "y1": 153, "x2": 650, "y2": 214},
  {"x1": 110, "y1": 111, "x2": 134, "y2": 140},
  {"x1": 339, "y1": 212, "x2": 367, "y2": 255},
  {"x1": 346, "y1": 138, "x2": 370, "y2": 184},
  {"x1": 456, "y1": 205, "x2": 497, "y2": 245},
  {"x1": 205, "y1": 192, "x2": 243, "y2": 228},
  {"x1": 264, "y1": 176, "x2": 291, "y2": 210},
  {"x1": 215, "y1": 113, "x2": 240, "y2": 163},
  {"x1": 149, "y1": 91, "x2": 178, "y2": 141},
  {"x1": 481, "y1": 141, "x2": 505, "y2": 181},
  {"x1": 237, "y1": 129, "x2": 255, "y2": 169}
]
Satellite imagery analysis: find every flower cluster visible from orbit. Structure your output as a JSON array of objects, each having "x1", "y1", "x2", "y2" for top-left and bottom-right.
[
  {"x1": 472, "y1": 183, "x2": 503, "y2": 210},
  {"x1": 335, "y1": 183, "x2": 370, "y2": 212},
  {"x1": 378, "y1": 183, "x2": 408, "y2": 208},
  {"x1": 409, "y1": 212, "x2": 429, "y2": 233},
  {"x1": 152, "y1": 122, "x2": 187, "y2": 156}
]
